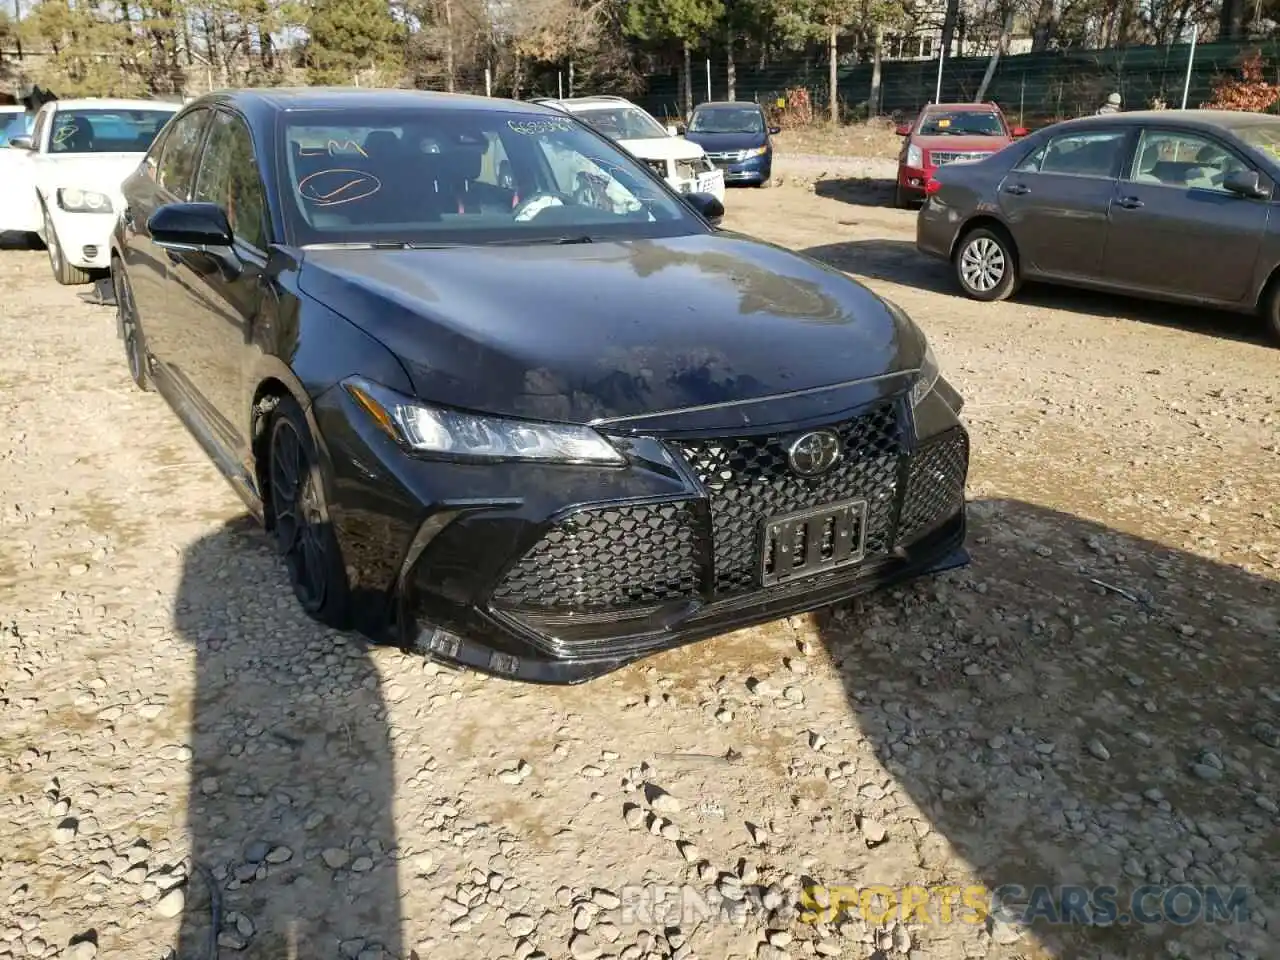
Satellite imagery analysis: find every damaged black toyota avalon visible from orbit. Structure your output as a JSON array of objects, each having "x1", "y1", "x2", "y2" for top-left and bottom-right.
[{"x1": 110, "y1": 88, "x2": 970, "y2": 683}]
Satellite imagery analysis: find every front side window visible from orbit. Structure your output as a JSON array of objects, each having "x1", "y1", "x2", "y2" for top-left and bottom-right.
[
  {"x1": 48, "y1": 109, "x2": 176, "y2": 155},
  {"x1": 158, "y1": 108, "x2": 210, "y2": 198},
  {"x1": 1015, "y1": 130, "x2": 1128, "y2": 178},
  {"x1": 688, "y1": 107, "x2": 765, "y2": 135},
  {"x1": 280, "y1": 108, "x2": 702, "y2": 247},
  {"x1": 1129, "y1": 129, "x2": 1250, "y2": 192},
  {"x1": 574, "y1": 106, "x2": 670, "y2": 141},
  {"x1": 194, "y1": 111, "x2": 268, "y2": 249},
  {"x1": 919, "y1": 110, "x2": 1007, "y2": 137}
]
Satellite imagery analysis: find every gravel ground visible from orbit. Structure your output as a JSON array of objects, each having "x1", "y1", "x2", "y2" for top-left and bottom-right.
[{"x1": 1, "y1": 162, "x2": 1278, "y2": 960}]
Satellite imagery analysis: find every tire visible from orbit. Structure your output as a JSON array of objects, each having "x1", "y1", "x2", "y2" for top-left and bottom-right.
[
  {"x1": 893, "y1": 185, "x2": 915, "y2": 210},
  {"x1": 44, "y1": 206, "x2": 92, "y2": 286},
  {"x1": 267, "y1": 397, "x2": 351, "y2": 629},
  {"x1": 1261, "y1": 278, "x2": 1280, "y2": 347},
  {"x1": 112, "y1": 262, "x2": 152, "y2": 392},
  {"x1": 953, "y1": 225, "x2": 1019, "y2": 302}
]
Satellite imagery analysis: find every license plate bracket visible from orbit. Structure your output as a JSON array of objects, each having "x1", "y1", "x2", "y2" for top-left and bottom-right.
[{"x1": 760, "y1": 498, "x2": 868, "y2": 588}]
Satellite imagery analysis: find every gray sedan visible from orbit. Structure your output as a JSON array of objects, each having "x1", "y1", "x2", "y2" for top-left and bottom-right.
[{"x1": 916, "y1": 109, "x2": 1280, "y2": 344}]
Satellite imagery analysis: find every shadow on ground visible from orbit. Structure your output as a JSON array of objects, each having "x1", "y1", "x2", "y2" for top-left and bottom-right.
[
  {"x1": 816, "y1": 498, "x2": 1278, "y2": 958},
  {"x1": 813, "y1": 178, "x2": 899, "y2": 209},
  {"x1": 0, "y1": 230, "x2": 38, "y2": 251},
  {"x1": 802, "y1": 239, "x2": 1269, "y2": 344},
  {"x1": 173, "y1": 516, "x2": 403, "y2": 959}
]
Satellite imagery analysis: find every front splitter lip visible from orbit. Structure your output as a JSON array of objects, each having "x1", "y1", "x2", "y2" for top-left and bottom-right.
[{"x1": 400, "y1": 516, "x2": 970, "y2": 685}]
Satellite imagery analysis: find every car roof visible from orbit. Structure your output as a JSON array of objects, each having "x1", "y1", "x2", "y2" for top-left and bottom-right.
[
  {"x1": 1046, "y1": 108, "x2": 1279, "y2": 134},
  {"x1": 52, "y1": 98, "x2": 180, "y2": 112},
  {"x1": 538, "y1": 96, "x2": 638, "y2": 110},
  {"x1": 693, "y1": 101, "x2": 763, "y2": 110},
  {"x1": 923, "y1": 102, "x2": 1003, "y2": 113},
  {"x1": 193, "y1": 87, "x2": 559, "y2": 118}
]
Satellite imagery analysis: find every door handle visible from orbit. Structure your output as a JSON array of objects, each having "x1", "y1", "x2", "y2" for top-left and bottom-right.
[
  {"x1": 1003, "y1": 183, "x2": 1030, "y2": 195},
  {"x1": 1116, "y1": 196, "x2": 1144, "y2": 209}
]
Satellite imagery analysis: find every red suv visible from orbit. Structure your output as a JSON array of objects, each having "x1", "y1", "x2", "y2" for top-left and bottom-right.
[{"x1": 893, "y1": 102, "x2": 1027, "y2": 208}]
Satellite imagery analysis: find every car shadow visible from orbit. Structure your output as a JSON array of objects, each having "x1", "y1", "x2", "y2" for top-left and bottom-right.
[
  {"x1": 171, "y1": 516, "x2": 403, "y2": 959},
  {"x1": 0, "y1": 230, "x2": 38, "y2": 250},
  {"x1": 814, "y1": 177, "x2": 899, "y2": 209},
  {"x1": 802, "y1": 239, "x2": 1268, "y2": 345},
  {"x1": 813, "y1": 498, "x2": 1278, "y2": 957}
]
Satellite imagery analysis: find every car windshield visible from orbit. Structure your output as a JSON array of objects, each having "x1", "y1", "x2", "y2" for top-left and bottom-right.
[
  {"x1": 574, "y1": 105, "x2": 670, "y2": 140},
  {"x1": 919, "y1": 111, "x2": 1006, "y2": 136},
  {"x1": 688, "y1": 106, "x2": 765, "y2": 135},
  {"x1": 1229, "y1": 121, "x2": 1280, "y2": 161},
  {"x1": 48, "y1": 109, "x2": 175, "y2": 154},
  {"x1": 279, "y1": 107, "x2": 702, "y2": 247}
]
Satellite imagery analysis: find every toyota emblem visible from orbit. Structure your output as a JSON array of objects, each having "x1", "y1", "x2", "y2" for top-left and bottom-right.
[{"x1": 786, "y1": 430, "x2": 842, "y2": 477}]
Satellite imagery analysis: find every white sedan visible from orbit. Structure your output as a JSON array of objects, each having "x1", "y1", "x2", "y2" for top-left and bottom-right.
[{"x1": 0, "y1": 98, "x2": 179, "y2": 284}]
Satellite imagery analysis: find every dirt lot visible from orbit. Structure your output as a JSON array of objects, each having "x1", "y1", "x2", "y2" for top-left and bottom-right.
[{"x1": 1, "y1": 160, "x2": 1278, "y2": 960}]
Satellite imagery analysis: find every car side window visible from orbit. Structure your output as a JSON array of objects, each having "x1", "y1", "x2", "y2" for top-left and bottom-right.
[
  {"x1": 157, "y1": 108, "x2": 210, "y2": 199},
  {"x1": 193, "y1": 110, "x2": 269, "y2": 249},
  {"x1": 1128, "y1": 129, "x2": 1250, "y2": 193},
  {"x1": 1015, "y1": 130, "x2": 1128, "y2": 178}
]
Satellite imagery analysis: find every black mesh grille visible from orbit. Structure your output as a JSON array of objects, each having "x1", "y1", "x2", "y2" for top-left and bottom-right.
[
  {"x1": 897, "y1": 428, "x2": 969, "y2": 545},
  {"x1": 671, "y1": 400, "x2": 904, "y2": 597},
  {"x1": 491, "y1": 501, "x2": 704, "y2": 610}
]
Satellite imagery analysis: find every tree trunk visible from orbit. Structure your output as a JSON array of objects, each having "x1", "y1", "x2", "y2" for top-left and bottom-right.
[
  {"x1": 940, "y1": 0, "x2": 960, "y2": 61},
  {"x1": 726, "y1": 27, "x2": 736, "y2": 101},
  {"x1": 444, "y1": 0, "x2": 455, "y2": 92},
  {"x1": 828, "y1": 23, "x2": 838, "y2": 125},
  {"x1": 682, "y1": 41, "x2": 692, "y2": 118},
  {"x1": 975, "y1": 8, "x2": 1014, "y2": 101},
  {"x1": 869, "y1": 25, "x2": 883, "y2": 117},
  {"x1": 1031, "y1": 0, "x2": 1056, "y2": 52},
  {"x1": 1219, "y1": 0, "x2": 1244, "y2": 41}
]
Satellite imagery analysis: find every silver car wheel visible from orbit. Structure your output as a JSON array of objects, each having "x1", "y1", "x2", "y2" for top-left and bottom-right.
[{"x1": 960, "y1": 237, "x2": 1005, "y2": 292}]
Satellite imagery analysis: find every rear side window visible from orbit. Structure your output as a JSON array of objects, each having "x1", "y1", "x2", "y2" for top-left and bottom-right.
[
  {"x1": 1014, "y1": 130, "x2": 1128, "y2": 178},
  {"x1": 157, "y1": 108, "x2": 210, "y2": 199}
]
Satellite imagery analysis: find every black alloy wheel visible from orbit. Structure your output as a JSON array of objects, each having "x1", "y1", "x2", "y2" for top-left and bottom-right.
[
  {"x1": 113, "y1": 265, "x2": 152, "y2": 391},
  {"x1": 267, "y1": 398, "x2": 351, "y2": 628}
]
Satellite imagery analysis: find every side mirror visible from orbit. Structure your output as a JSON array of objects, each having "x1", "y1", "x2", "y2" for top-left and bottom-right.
[
  {"x1": 8, "y1": 135, "x2": 33, "y2": 150},
  {"x1": 1011, "y1": 126, "x2": 1029, "y2": 138},
  {"x1": 1223, "y1": 169, "x2": 1268, "y2": 199},
  {"x1": 148, "y1": 202, "x2": 241, "y2": 276},
  {"x1": 666, "y1": 125, "x2": 679, "y2": 137},
  {"x1": 685, "y1": 191, "x2": 724, "y2": 227},
  {"x1": 768, "y1": 126, "x2": 781, "y2": 136},
  {"x1": 895, "y1": 124, "x2": 912, "y2": 137}
]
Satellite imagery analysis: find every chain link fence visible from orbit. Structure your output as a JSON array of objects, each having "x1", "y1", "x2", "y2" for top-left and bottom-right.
[{"x1": 633, "y1": 41, "x2": 1280, "y2": 126}]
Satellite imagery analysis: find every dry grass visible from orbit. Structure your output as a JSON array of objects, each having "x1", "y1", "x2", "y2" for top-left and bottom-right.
[{"x1": 771, "y1": 119, "x2": 904, "y2": 161}]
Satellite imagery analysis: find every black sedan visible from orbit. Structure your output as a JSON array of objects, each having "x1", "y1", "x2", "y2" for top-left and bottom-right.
[
  {"x1": 917, "y1": 109, "x2": 1280, "y2": 344},
  {"x1": 110, "y1": 87, "x2": 970, "y2": 683}
]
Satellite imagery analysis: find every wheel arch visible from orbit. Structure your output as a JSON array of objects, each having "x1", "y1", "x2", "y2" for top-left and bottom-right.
[
  {"x1": 247, "y1": 361, "x2": 313, "y2": 532},
  {"x1": 950, "y1": 214, "x2": 1019, "y2": 265}
]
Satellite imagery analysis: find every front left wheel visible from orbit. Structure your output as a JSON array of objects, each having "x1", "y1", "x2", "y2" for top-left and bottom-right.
[
  {"x1": 267, "y1": 397, "x2": 352, "y2": 629},
  {"x1": 113, "y1": 263, "x2": 152, "y2": 392},
  {"x1": 44, "y1": 207, "x2": 91, "y2": 286}
]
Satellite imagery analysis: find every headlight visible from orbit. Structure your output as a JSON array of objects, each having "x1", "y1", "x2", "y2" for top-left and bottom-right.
[
  {"x1": 57, "y1": 188, "x2": 113, "y2": 213},
  {"x1": 906, "y1": 144, "x2": 923, "y2": 168},
  {"x1": 342, "y1": 377, "x2": 626, "y2": 465},
  {"x1": 744, "y1": 146, "x2": 769, "y2": 158},
  {"x1": 909, "y1": 341, "x2": 940, "y2": 409}
]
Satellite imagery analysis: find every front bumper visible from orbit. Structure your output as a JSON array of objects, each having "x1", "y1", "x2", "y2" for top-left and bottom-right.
[
  {"x1": 44, "y1": 208, "x2": 115, "y2": 269},
  {"x1": 314, "y1": 379, "x2": 971, "y2": 684},
  {"x1": 897, "y1": 165, "x2": 936, "y2": 198},
  {"x1": 709, "y1": 153, "x2": 772, "y2": 185}
]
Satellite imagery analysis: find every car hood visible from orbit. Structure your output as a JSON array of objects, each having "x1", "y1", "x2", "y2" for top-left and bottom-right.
[
  {"x1": 615, "y1": 136, "x2": 707, "y2": 161},
  {"x1": 34, "y1": 154, "x2": 146, "y2": 198},
  {"x1": 298, "y1": 233, "x2": 923, "y2": 425},
  {"x1": 682, "y1": 131, "x2": 767, "y2": 152},
  {"x1": 915, "y1": 134, "x2": 1010, "y2": 154}
]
